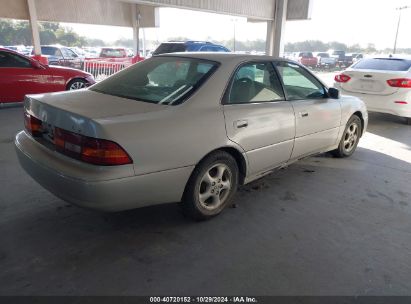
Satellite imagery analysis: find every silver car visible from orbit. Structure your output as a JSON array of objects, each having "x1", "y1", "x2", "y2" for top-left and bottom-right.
[{"x1": 15, "y1": 53, "x2": 368, "y2": 220}]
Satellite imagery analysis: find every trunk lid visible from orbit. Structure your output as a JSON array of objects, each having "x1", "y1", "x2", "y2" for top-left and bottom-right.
[
  {"x1": 340, "y1": 69, "x2": 408, "y2": 96},
  {"x1": 25, "y1": 89, "x2": 167, "y2": 138}
]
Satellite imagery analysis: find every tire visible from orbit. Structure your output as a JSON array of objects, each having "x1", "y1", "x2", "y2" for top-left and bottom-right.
[
  {"x1": 405, "y1": 117, "x2": 411, "y2": 125},
  {"x1": 182, "y1": 151, "x2": 239, "y2": 221},
  {"x1": 332, "y1": 115, "x2": 362, "y2": 158},
  {"x1": 66, "y1": 79, "x2": 87, "y2": 91}
]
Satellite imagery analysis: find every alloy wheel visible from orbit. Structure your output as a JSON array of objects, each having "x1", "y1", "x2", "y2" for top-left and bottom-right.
[
  {"x1": 343, "y1": 122, "x2": 359, "y2": 153},
  {"x1": 69, "y1": 81, "x2": 86, "y2": 90},
  {"x1": 198, "y1": 164, "x2": 232, "y2": 211}
]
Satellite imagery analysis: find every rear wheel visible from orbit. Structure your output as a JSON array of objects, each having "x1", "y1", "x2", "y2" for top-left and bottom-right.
[
  {"x1": 182, "y1": 152, "x2": 239, "y2": 221},
  {"x1": 405, "y1": 117, "x2": 411, "y2": 125},
  {"x1": 67, "y1": 79, "x2": 87, "y2": 91},
  {"x1": 332, "y1": 115, "x2": 362, "y2": 158}
]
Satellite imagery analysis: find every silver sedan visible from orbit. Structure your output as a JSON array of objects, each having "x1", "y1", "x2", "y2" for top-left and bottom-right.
[{"x1": 15, "y1": 53, "x2": 368, "y2": 220}]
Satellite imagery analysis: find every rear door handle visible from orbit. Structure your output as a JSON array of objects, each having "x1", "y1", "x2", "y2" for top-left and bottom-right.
[
  {"x1": 234, "y1": 120, "x2": 248, "y2": 129},
  {"x1": 299, "y1": 111, "x2": 309, "y2": 118}
]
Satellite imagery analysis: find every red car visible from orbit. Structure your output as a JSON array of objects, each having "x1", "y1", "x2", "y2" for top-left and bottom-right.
[
  {"x1": 296, "y1": 52, "x2": 318, "y2": 68},
  {"x1": 0, "y1": 48, "x2": 95, "y2": 104}
]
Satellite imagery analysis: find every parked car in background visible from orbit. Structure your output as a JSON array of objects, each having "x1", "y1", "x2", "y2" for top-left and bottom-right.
[
  {"x1": 153, "y1": 41, "x2": 230, "y2": 55},
  {"x1": 4, "y1": 45, "x2": 26, "y2": 54},
  {"x1": 88, "y1": 47, "x2": 143, "y2": 63},
  {"x1": 126, "y1": 48, "x2": 134, "y2": 57},
  {"x1": 32, "y1": 45, "x2": 83, "y2": 69},
  {"x1": 83, "y1": 47, "x2": 101, "y2": 58},
  {"x1": 334, "y1": 56, "x2": 411, "y2": 124},
  {"x1": 0, "y1": 48, "x2": 95, "y2": 103},
  {"x1": 291, "y1": 52, "x2": 318, "y2": 68},
  {"x1": 69, "y1": 47, "x2": 86, "y2": 59},
  {"x1": 351, "y1": 53, "x2": 364, "y2": 64},
  {"x1": 314, "y1": 52, "x2": 337, "y2": 69},
  {"x1": 15, "y1": 53, "x2": 367, "y2": 220},
  {"x1": 330, "y1": 50, "x2": 353, "y2": 68}
]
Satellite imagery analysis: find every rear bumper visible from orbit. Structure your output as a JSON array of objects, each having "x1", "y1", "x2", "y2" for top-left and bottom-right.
[
  {"x1": 340, "y1": 89, "x2": 411, "y2": 118},
  {"x1": 15, "y1": 131, "x2": 193, "y2": 212}
]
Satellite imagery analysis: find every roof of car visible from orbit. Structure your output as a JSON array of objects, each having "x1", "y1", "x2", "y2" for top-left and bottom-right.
[
  {"x1": 164, "y1": 41, "x2": 214, "y2": 44},
  {"x1": 154, "y1": 52, "x2": 288, "y2": 63}
]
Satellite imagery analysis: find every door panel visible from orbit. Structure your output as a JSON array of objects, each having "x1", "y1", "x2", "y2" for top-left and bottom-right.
[
  {"x1": 223, "y1": 61, "x2": 296, "y2": 176},
  {"x1": 275, "y1": 61, "x2": 342, "y2": 159},
  {"x1": 224, "y1": 102, "x2": 295, "y2": 176},
  {"x1": 4, "y1": 68, "x2": 58, "y2": 102},
  {"x1": 0, "y1": 51, "x2": 57, "y2": 102}
]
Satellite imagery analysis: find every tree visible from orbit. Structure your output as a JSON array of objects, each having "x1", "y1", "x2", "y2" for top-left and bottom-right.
[
  {"x1": 327, "y1": 41, "x2": 348, "y2": 51},
  {"x1": 365, "y1": 43, "x2": 377, "y2": 54},
  {"x1": 348, "y1": 44, "x2": 362, "y2": 53}
]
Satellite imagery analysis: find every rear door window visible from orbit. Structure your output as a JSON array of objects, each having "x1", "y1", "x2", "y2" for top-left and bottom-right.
[{"x1": 352, "y1": 58, "x2": 411, "y2": 71}]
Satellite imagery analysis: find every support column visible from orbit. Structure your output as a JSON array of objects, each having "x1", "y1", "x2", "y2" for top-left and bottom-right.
[
  {"x1": 27, "y1": 0, "x2": 41, "y2": 56},
  {"x1": 266, "y1": 0, "x2": 288, "y2": 57},
  {"x1": 132, "y1": 4, "x2": 140, "y2": 57}
]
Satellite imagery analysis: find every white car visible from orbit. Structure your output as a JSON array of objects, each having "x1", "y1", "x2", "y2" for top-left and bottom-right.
[
  {"x1": 334, "y1": 56, "x2": 411, "y2": 124},
  {"x1": 15, "y1": 53, "x2": 367, "y2": 220}
]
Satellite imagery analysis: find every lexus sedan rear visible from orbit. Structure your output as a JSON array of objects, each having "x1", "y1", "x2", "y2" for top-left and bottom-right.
[{"x1": 15, "y1": 53, "x2": 367, "y2": 220}]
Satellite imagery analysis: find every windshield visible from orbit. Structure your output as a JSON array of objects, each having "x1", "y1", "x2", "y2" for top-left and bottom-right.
[
  {"x1": 352, "y1": 58, "x2": 411, "y2": 71},
  {"x1": 91, "y1": 56, "x2": 219, "y2": 105}
]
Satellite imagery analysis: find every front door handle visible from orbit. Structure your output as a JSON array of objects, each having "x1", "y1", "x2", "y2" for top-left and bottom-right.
[
  {"x1": 234, "y1": 120, "x2": 248, "y2": 129},
  {"x1": 299, "y1": 111, "x2": 309, "y2": 118}
]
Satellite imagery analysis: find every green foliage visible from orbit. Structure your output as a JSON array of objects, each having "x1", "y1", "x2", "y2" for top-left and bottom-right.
[{"x1": 0, "y1": 19, "x2": 100, "y2": 47}]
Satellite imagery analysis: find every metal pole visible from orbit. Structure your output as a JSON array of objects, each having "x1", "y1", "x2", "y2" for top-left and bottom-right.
[
  {"x1": 27, "y1": 0, "x2": 41, "y2": 56},
  {"x1": 132, "y1": 4, "x2": 140, "y2": 57},
  {"x1": 394, "y1": 6, "x2": 410, "y2": 54}
]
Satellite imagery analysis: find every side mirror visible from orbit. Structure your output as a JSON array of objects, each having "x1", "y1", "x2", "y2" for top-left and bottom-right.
[
  {"x1": 31, "y1": 60, "x2": 44, "y2": 69},
  {"x1": 328, "y1": 87, "x2": 340, "y2": 99}
]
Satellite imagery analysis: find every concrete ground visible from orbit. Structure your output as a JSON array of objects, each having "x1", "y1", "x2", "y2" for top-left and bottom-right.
[{"x1": 1, "y1": 104, "x2": 411, "y2": 296}]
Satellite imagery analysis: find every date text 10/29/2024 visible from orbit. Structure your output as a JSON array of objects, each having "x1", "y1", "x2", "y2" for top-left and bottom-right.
[{"x1": 150, "y1": 297, "x2": 258, "y2": 303}]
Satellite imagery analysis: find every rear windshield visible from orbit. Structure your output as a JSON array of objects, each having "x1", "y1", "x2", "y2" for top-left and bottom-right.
[
  {"x1": 41, "y1": 47, "x2": 60, "y2": 56},
  {"x1": 153, "y1": 43, "x2": 187, "y2": 55},
  {"x1": 317, "y1": 53, "x2": 329, "y2": 58},
  {"x1": 352, "y1": 58, "x2": 411, "y2": 71},
  {"x1": 299, "y1": 52, "x2": 313, "y2": 58},
  {"x1": 100, "y1": 48, "x2": 125, "y2": 58},
  {"x1": 91, "y1": 56, "x2": 219, "y2": 105}
]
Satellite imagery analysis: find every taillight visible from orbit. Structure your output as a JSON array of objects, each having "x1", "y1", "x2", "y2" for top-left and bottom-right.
[
  {"x1": 335, "y1": 74, "x2": 351, "y2": 83},
  {"x1": 387, "y1": 78, "x2": 411, "y2": 88},
  {"x1": 54, "y1": 127, "x2": 132, "y2": 166},
  {"x1": 394, "y1": 101, "x2": 408, "y2": 105},
  {"x1": 24, "y1": 112, "x2": 42, "y2": 137}
]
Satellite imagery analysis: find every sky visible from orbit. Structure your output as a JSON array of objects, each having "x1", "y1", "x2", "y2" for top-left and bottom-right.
[{"x1": 63, "y1": 0, "x2": 411, "y2": 49}]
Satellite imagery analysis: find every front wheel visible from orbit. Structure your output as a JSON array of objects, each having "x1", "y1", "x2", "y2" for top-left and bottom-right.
[
  {"x1": 182, "y1": 151, "x2": 239, "y2": 221},
  {"x1": 332, "y1": 115, "x2": 362, "y2": 158},
  {"x1": 67, "y1": 79, "x2": 87, "y2": 91}
]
